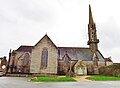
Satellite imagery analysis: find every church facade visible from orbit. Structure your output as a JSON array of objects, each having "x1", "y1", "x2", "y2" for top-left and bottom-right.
[{"x1": 6, "y1": 5, "x2": 113, "y2": 75}]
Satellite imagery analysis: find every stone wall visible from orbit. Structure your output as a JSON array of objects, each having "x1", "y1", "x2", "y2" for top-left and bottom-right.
[
  {"x1": 82, "y1": 61, "x2": 94, "y2": 74},
  {"x1": 30, "y1": 36, "x2": 58, "y2": 74},
  {"x1": 98, "y1": 61, "x2": 106, "y2": 67},
  {"x1": 106, "y1": 62, "x2": 113, "y2": 66},
  {"x1": 0, "y1": 57, "x2": 7, "y2": 72},
  {"x1": 82, "y1": 61, "x2": 106, "y2": 74},
  {"x1": 8, "y1": 51, "x2": 31, "y2": 73},
  {"x1": 58, "y1": 60, "x2": 106, "y2": 75}
]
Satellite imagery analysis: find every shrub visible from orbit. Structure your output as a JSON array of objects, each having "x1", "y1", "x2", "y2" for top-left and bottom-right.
[{"x1": 99, "y1": 64, "x2": 120, "y2": 77}]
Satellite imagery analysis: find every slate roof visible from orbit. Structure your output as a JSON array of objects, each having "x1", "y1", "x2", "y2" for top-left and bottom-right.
[
  {"x1": 15, "y1": 45, "x2": 105, "y2": 61},
  {"x1": 105, "y1": 58, "x2": 113, "y2": 62},
  {"x1": 0, "y1": 58, "x2": 3, "y2": 60},
  {"x1": 58, "y1": 47, "x2": 93, "y2": 61},
  {"x1": 0, "y1": 56, "x2": 7, "y2": 60},
  {"x1": 15, "y1": 45, "x2": 33, "y2": 53},
  {"x1": 0, "y1": 57, "x2": 4, "y2": 60}
]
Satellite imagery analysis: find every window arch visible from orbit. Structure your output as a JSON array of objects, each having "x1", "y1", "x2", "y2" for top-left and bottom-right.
[
  {"x1": 23, "y1": 53, "x2": 30, "y2": 66},
  {"x1": 41, "y1": 48, "x2": 48, "y2": 68},
  {"x1": 64, "y1": 55, "x2": 70, "y2": 67}
]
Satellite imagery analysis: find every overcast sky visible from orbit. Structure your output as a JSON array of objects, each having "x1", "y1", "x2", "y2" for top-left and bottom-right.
[{"x1": 0, "y1": 0, "x2": 120, "y2": 63}]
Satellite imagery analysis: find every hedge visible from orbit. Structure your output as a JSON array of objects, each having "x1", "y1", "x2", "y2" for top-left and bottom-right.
[{"x1": 99, "y1": 64, "x2": 120, "y2": 77}]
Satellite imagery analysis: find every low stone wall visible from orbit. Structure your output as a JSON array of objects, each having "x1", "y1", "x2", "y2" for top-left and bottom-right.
[
  {"x1": 6, "y1": 74, "x2": 29, "y2": 77},
  {"x1": 6, "y1": 73, "x2": 57, "y2": 77}
]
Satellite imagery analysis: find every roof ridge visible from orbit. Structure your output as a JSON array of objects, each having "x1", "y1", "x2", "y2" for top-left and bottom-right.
[{"x1": 57, "y1": 47, "x2": 90, "y2": 49}]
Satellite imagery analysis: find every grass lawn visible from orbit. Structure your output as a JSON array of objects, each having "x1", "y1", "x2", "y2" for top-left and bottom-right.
[
  {"x1": 30, "y1": 76, "x2": 76, "y2": 82},
  {"x1": 86, "y1": 75, "x2": 120, "y2": 81}
]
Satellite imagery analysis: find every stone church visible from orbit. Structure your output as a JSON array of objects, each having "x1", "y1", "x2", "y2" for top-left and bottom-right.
[
  {"x1": 0, "y1": 56, "x2": 7, "y2": 72},
  {"x1": 6, "y1": 5, "x2": 113, "y2": 76}
]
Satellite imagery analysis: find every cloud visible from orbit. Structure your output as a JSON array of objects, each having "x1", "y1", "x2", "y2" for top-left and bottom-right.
[
  {"x1": 98, "y1": 17, "x2": 120, "y2": 49},
  {"x1": 97, "y1": 17, "x2": 120, "y2": 62},
  {"x1": 0, "y1": 0, "x2": 120, "y2": 63}
]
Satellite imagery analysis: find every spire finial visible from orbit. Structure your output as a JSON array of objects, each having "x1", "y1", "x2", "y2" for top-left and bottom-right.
[
  {"x1": 9, "y1": 49, "x2": 12, "y2": 54},
  {"x1": 45, "y1": 33, "x2": 47, "y2": 35}
]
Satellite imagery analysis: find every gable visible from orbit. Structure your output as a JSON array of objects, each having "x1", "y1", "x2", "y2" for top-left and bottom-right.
[
  {"x1": 33, "y1": 34, "x2": 57, "y2": 49},
  {"x1": 30, "y1": 34, "x2": 58, "y2": 73}
]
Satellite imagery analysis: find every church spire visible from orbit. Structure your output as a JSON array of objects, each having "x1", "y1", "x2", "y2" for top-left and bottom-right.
[
  {"x1": 89, "y1": 4, "x2": 94, "y2": 24},
  {"x1": 87, "y1": 4, "x2": 99, "y2": 52}
]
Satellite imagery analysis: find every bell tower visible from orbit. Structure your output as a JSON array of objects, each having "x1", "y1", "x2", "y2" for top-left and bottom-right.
[{"x1": 87, "y1": 4, "x2": 99, "y2": 52}]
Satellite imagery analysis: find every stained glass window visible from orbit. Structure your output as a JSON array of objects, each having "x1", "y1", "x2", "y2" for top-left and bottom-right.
[{"x1": 41, "y1": 48, "x2": 48, "y2": 68}]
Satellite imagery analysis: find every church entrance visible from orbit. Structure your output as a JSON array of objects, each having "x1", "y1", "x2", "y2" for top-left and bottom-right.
[
  {"x1": 77, "y1": 67, "x2": 83, "y2": 75},
  {"x1": 74, "y1": 60, "x2": 87, "y2": 75}
]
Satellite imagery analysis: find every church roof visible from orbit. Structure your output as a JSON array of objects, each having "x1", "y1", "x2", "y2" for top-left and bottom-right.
[
  {"x1": 14, "y1": 45, "x2": 105, "y2": 61},
  {"x1": 15, "y1": 45, "x2": 33, "y2": 53},
  {"x1": 105, "y1": 58, "x2": 113, "y2": 62},
  {"x1": 0, "y1": 56, "x2": 7, "y2": 61},
  {"x1": 0, "y1": 57, "x2": 3, "y2": 60},
  {"x1": 58, "y1": 47, "x2": 93, "y2": 61}
]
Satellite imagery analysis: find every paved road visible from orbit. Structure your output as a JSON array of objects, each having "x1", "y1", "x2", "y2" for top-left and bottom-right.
[{"x1": 0, "y1": 77, "x2": 120, "y2": 88}]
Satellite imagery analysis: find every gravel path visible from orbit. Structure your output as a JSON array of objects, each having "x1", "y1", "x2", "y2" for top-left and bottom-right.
[{"x1": 73, "y1": 76, "x2": 91, "y2": 82}]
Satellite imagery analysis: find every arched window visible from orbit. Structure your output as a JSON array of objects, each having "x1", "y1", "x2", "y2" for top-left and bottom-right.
[
  {"x1": 64, "y1": 55, "x2": 70, "y2": 67},
  {"x1": 41, "y1": 48, "x2": 48, "y2": 68},
  {"x1": 23, "y1": 53, "x2": 30, "y2": 66}
]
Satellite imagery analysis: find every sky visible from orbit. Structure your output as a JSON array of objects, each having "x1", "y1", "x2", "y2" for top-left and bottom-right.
[{"x1": 0, "y1": 0, "x2": 120, "y2": 63}]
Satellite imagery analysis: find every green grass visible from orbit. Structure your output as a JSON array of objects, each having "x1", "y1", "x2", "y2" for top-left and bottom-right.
[
  {"x1": 30, "y1": 76, "x2": 76, "y2": 82},
  {"x1": 86, "y1": 75, "x2": 120, "y2": 81}
]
